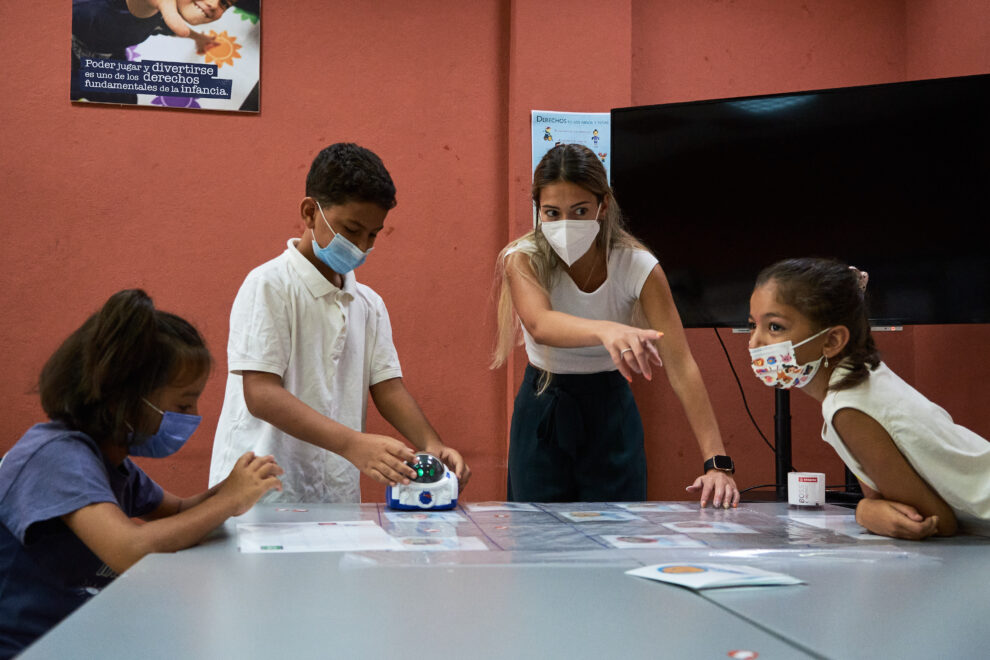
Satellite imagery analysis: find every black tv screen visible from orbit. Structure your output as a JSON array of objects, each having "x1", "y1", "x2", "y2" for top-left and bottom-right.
[{"x1": 611, "y1": 74, "x2": 990, "y2": 328}]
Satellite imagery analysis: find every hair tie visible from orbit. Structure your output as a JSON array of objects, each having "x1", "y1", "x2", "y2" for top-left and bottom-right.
[{"x1": 848, "y1": 266, "x2": 869, "y2": 292}]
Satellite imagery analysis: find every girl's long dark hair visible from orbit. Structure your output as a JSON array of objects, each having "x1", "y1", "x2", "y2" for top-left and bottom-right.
[
  {"x1": 755, "y1": 258, "x2": 880, "y2": 390},
  {"x1": 38, "y1": 289, "x2": 211, "y2": 446}
]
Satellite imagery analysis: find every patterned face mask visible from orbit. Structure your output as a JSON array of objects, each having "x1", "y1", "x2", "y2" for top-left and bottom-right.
[{"x1": 749, "y1": 327, "x2": 831, "y2": 389}]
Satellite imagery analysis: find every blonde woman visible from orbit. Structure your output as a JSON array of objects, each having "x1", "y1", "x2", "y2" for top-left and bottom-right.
[{"x1": 493, "y1": 144, "x2": 738, "y2": 507}]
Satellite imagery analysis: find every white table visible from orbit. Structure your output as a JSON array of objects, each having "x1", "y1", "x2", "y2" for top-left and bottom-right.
[{"x1": 20, "y1": 502, "x2": 988, "y2": 659}]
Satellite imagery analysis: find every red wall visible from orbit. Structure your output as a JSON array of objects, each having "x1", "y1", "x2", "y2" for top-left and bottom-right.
[{"x1": 1, "y1": 1, "x2": 987, "y2": 502}]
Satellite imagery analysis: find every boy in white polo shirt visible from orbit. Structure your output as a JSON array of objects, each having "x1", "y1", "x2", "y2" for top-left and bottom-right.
[{"x1": 209, "y1": 143, "x2": 470, "y2": 502}]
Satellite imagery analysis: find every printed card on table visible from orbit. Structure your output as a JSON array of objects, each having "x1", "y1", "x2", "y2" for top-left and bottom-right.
[
  {"x1": 392, "y1": 536, "x2": 489, "y2": 552},
  {"x1": 382, "y1": 511, "x2": 466, "y2": 523},
  {"x1": 626, "y1": 563, "x2": 805, "y2": 590},
  {"x1": 614, "y1": 503, "x2": 693, "y2": 513},
  {"x1": 603, "y1": 534, "x2": 708, "y2": 549},
  {"x1": 784, "y1": 514, "x2": 889, "y2": 540},
  {"x1": 661, "y1": 520, "x2": 757, "y2": 534},
  {"x1": 559, "y1": 510, "x2": 644, "y2": 523},
  {"x1": 464, "y1": 502, "x2": 541, "y2": 512},
  {"x1": 237, "y1": 521, "x2": 400, "y2": 553}
]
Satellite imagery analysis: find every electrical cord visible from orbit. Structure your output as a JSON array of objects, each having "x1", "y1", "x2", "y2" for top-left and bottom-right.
[
  {"x1": 741, "y1": 484, "x2": 860, "y2": 495},
  {"x1": 739, "y1": 484, "x2": 777, "y2": 494},
  {"x1": 712, "y1": 327, "x2": 776, "y2": 455},
  {"x1": 714, "y1": 327, "x2": 814, "y2": 491}
]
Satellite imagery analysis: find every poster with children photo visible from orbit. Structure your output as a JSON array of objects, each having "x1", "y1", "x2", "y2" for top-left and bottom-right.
[{"x1": 71, "y1": 0, "x2": 261, "y2": 112}]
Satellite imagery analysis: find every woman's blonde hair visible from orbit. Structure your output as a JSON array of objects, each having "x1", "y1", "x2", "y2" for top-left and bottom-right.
[{"x1": 491, "y1": 144, "x2": 649, "y2": 371}]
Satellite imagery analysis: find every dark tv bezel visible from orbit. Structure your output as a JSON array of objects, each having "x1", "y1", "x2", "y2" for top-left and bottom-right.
[{"x1": 610, "y1": 74, "x2": 990, "y2": 328}]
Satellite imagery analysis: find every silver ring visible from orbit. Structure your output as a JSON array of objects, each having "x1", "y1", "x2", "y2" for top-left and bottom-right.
[{"x1": 620, "y1": 348, "x2": 633, "y2": 356}]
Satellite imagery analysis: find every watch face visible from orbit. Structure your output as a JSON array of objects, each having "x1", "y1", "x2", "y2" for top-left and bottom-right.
[{"x1": 711, "y1": 456, "x2": 734, "y2": 471}]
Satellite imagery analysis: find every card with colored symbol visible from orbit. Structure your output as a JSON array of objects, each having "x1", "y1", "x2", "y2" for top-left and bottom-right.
[
  {"x1": 661, "y1": 520, "x2": 757, "y2": 534},
  {"x1": 559, "y1": 510, "x2": 644, "y2": 523},
  {"x1": 626, "y1": 563, "x2": 804, "y2": 590},
  {"x1": 603, "y1": 534, "x2": 708, "y2": 549},
  {"x1": 237, "y1": 521, "x2": 401, "y2": 553}
]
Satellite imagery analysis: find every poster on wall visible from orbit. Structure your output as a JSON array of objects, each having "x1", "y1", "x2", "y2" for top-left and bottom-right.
[
  {"x1": 531, "y1": 110, "x2": 611, "y2": 180},
  {"x1": 71, "y1": 1, "x2": 261, "y2": 112}
]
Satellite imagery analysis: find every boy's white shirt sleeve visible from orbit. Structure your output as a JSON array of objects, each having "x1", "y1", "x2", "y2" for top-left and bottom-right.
[
  {"x1": 368, "y1": 296, "x2": 403, "y2": 386},
  {"x1": 227, "y1": 270, "x2": 291, "y2": 376}
]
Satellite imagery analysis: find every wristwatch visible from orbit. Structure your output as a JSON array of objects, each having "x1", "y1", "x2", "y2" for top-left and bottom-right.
[{"x1": 704, "y1": 455, "x2": 735, "y2": 475}]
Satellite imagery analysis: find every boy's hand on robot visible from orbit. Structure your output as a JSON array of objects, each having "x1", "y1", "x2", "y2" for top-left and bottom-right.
[
  {"x1": 349, "y1": 434, "x2": 419, "y2": 486},
  {"x1": 430, "y1": 446, "x2": 472, "y2": 491}
]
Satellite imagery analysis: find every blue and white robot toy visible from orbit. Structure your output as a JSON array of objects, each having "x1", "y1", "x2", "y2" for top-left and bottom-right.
[{"x1": 386, "y1": 452, "x2": 459, "y2": 510}]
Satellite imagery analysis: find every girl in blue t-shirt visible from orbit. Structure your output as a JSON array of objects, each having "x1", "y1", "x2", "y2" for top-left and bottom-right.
[{"x1": 0, "y1": 289, "x2": 283, "y2": 658}]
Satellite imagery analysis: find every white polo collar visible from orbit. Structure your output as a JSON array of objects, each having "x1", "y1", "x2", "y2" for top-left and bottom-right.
[{"x1": 285, "y1": 238, "x2": 356, "y2": 300}]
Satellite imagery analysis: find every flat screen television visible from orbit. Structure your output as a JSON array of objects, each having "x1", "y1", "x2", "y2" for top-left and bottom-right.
[{"x1": 610, "y1": 74, "x2": 990, "y2": 328}]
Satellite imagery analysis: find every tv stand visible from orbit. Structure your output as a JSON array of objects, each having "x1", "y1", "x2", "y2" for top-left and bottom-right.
[
  {"x1": 773, "y1": 388, "x2": 863, "y2": 505},
  {"x1": 774, "y1": 389, "x2": 791, "y2": 501}
]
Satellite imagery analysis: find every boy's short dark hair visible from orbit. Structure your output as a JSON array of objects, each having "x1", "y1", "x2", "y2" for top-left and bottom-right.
[{"x1": 305, "y1": 143, "x2": 397, "y2": 210}]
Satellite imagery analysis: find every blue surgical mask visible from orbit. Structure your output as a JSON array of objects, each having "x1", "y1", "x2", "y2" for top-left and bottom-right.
[
  {"x1": 311, "y1": 200, "x2": 372, "y2": 274},
  {"x1": 128, "y1": 398, "x2": 201, "y2": 458}
]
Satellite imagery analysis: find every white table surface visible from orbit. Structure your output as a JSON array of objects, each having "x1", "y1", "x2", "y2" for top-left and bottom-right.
[{"x1": 19, "y1": 501, "x2": 989, "y2": 659}]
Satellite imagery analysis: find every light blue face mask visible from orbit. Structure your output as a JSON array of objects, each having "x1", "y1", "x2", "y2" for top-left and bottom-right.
[
  {"x1": 311, "y1": 200, "x2": 372, "y2": 274},
  {"x1": 128, "y1": 398, "x2": 202, "y2": 458}
]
